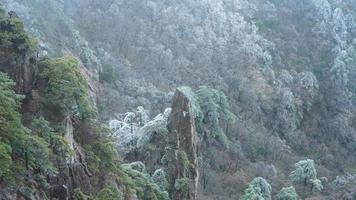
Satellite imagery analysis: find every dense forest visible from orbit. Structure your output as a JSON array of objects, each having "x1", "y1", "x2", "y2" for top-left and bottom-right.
[{"x1": 0, "y1": 0, "x2": 356, "y2": 199}]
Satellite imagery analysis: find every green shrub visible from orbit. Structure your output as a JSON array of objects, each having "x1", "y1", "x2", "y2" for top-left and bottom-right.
[
  {"x1": 83, "y1": 145, "x2": 100, "y2": 174},
  {"x1": 196, "y1": 86, "x2": 236, "y2": 146},
  {"x1": 73, "y1": 188, "x2": 91, "y2": 200},
  {"x1": 125, "y1": 161, "x2": 146, "y2": 173},
  {"x1": 83, "y1": 125, "x2": 119, "y2": 174},
  {"x1": 31, "y1": 117, "x2": 70, "y2": 156},
  {"x1": 0, "y1": 72, "x2": 25, "y2": 155},
  {"x1": 174, "y1": 178, "x2": 190, "y2": 198},
  {"x1": 19, "y1": 186, "x2": 36, "y2": 200},
  {"x1": 31, "y1": 117, "x2": 55, "y2": 143},
  {"x1": 121, "y1": 163, "x2": 169, "y2": 200},
  {"x1": 41, "y1": 56, "x2": 95, "y2": 120},
  {"x1": 34, "y1": 174, "x2": 50, "y2": 189},
  {"x1": 0, "y1": 17, "x2": 36, "y2": 63},
  {"x1": 0, "y1": 72, "x2": 54, "y2": 185},
  {"x1": 95, "y1": 186, "x2": 123, "y2": 200},
  {"x1": 290, "y1": 159, "x2": 323, "y2": 192},
  {"x1": 240, "y1": 177, "x2": 272, "y2": 200},
  {"x1": 25, "y1": 134, "x2": 56, "y2": 174},
  {"x1": 276, "y1": 186, "x2": 298, "y2": 200},
  {"x1": 178, "y1": 151, "x2": 190, "y2": 172},
  {"x1": 98, "y1": 142, "x2": 120, "y2": 170},
  {"x1": 0, "y1": 72, "x2": 24, "y2": 184},
  {"x1": 0, "y1": 141, "x2": 13, "y2": 184},
  {"x1": 152, "y1": 169, "x2": 168, "y2": 191},
  {"x1": 178, "y1": 86, "x2": 236, "y2": 148},
  {"x1": 178, "y1": 86, "x2": 203, "y2": 120}
]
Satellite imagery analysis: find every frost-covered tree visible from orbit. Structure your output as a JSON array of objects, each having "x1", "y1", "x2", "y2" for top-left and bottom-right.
[
  {"x1": 152, "y1": 168, "x2": 168, "y2": 190},
  {"x1": 110, "y1": 106, "x2": 171, "y2": 155},
  {"x1": 195, "y1": 86, "x2": 236, "y2": 147},
  {"x1": 138, "y1": 107, "x2": 171, "y2": 147},
  {"x1": 276, "y1": 71, "x2": 319, "y2": 139},
  {"x1": 276, "y1": 186, "x2": 298, "y2": 200},
  {"x1": 177, "y1": 86, "x2": 236, "y2": 148},
  {"x1": 312, "y1": 0, "x2": 332, "y2": 34},
  {"x1": 125, "y1": 161, "x2": 146, "y2": 173},
  {"x1": 122, "y1": 162, "x2": 169, "y2": 200},
  {"x1": 240, "y1": 177, "x2": 272, "y2": 200},
  {"x1": 289, "y1": 159, "x2": 323, "y2": 196}
]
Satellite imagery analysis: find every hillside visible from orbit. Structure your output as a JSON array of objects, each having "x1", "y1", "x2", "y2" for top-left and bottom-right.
[{"x1": 0, "y1": 0, "x2": 355, "y2": 199}]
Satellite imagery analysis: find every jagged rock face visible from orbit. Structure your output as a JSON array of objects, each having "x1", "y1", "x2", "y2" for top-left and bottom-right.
[
  {"x1": 0, "y1": 53, "x2": 36, "y2": 95},
  {"x1": 47, "y1": 118, "x2": 92, "y2": 198},
  {"x1": 166, "y1": 88, "x2": 199, "y2": 200},
  {"x1": 69, "y1": 163, "x2": 92, "y2": 193},
  {"x1": 45, "y1": 63, "x2": 97, "y2": 198}
]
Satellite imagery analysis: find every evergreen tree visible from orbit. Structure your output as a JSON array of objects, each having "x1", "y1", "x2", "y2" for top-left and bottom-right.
[
  {"x1": 289, "y1": 159, "x2": 323, "y2": 197},
  {"x1": 0, "y1": 16, "x2": 36, "y2": 63},
  {"x1": 41, "y1": 56, "x2": 95, "y2": 120},
  {"x1": 0, "y1": 72, "x2": 54, "y2": 184},
  {"x1": 0, "y1": 72, "x2": 25, "y2": 154},
  {"x1": 152, "y1": 169, "x2": 168, "y2": 190},
  {"x1": 0, "y1": 141, "x2": 13, "y2": 184},
  {"x1": 0, "y1": 72, "x2": 25, "y2": 184},
  {"x1": 276, "y1": 186, "x2": 298, "y2": 200},
  {"x1": 240, "y1": 177, "x2": 272, "y2": 200},
  {"x1": 195, "y1": 86, "x2": 236, "y2": 147},
  {"x1": 94, "y1": 186, "x2": 124, "y2": 200}
]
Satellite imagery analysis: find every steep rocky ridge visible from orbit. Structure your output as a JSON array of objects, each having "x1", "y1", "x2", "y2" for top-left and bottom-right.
[
  {"x1": 1, "y1": 0, "x2": 356, "y2": 199},
  {"x1": 165, "y1": 88, "x2": 200, "y2": 200}
]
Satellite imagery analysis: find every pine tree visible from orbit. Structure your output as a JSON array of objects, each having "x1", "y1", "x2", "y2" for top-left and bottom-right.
[
  {"x1": 195, "y1": 86, "x2": 236, "y2": 147},
  {"x1": 276, "y1": 186, "x2": 298, "y2": 200},
  {"x1": 41, "y1": 56, "x2": 95, "y2": 120},
  {"x1": 240, "y1": 177, "x2": 272, "y2": 200},
  {"x1": 289, "y1": 159, "x2": 323, "y2": 197},
  {"x1": 0, "y1": 72, "x2": 54, "y2": 184}
]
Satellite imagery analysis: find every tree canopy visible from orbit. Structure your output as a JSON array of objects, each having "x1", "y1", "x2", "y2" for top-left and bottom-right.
[
  {"x1": 0, "y1": 16, "x2": 36, "y2": 63},
  {"x1": 179, "y1": 86, "x2": 236, "y2": 148},
  {"x1": 276, "y1": 186, "x2": 298, "y2": 200},
  {"x1": 41, "y1": 56, "x2": 95, "y2": 120},
  {"x1": 240, "y1": 177, "x2": 272, "y2": 200},
  {"x1": 0, "y1": 72, "x2": 54, "y2": 184},
  {"x1": 290, "y1": 159, "x2": 323, "y2": 196}
]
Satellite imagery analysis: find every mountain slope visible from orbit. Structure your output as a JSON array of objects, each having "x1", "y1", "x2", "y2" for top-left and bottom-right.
[{"x1": 0, "y1": 0, "x2": 356, "y2": 199}]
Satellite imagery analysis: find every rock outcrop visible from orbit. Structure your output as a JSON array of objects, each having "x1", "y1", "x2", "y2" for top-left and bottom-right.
[{"x1": 165, "y1": 88, "x2": 200, "y2": 200}]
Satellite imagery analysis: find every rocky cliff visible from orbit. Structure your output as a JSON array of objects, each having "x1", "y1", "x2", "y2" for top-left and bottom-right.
[{"x1": 165, "y1": 88, "x2": 200, "y2": 200}]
